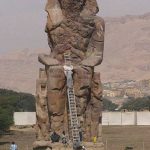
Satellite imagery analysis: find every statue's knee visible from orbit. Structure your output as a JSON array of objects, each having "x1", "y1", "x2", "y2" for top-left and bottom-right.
[
  {"x1": 76, "y1": 97, "x2": 87, "y2": 115},
  {"x1": 47, "y1": 91, "x2": 66, "y2": 115},
  {"x1": 73, "y1": 66, "x2": 93, "y2": 94},
  {"x1": 47, "y1": 66, "x2": 66, "y2": 90}
]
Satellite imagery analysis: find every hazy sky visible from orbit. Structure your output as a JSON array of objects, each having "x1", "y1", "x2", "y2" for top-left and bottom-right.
[{"x1": 0, "y1": 0, "x2": 150, "y2": 52}]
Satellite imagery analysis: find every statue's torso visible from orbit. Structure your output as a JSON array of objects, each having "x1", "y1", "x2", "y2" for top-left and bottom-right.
[{"x1": 47, "y1": 18, "x2": 95, "y2": 64}]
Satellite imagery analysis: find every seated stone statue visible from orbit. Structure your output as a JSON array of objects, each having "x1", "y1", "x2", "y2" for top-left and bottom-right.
[{"x1": 36, "y1": 0, "x2": 105, "y2": 143}]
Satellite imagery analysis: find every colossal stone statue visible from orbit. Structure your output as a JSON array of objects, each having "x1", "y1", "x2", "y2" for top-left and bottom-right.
[{"x1": 34, "y1": 0, "x2": 105, "y2": 149}]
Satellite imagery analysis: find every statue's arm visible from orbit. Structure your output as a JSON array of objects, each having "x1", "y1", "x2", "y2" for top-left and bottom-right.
[
  {"x1": 42, "y1": 0, "x2": 64, "y2": 66},
  {"x1": 81, "y1": 17, "x2": 105, "y2": 67},
  {"x1": 45, "y1": 0, "x2": 64, "y2": 31},
  {"x1": 38, "y1": 54, "x2": 60, "y2": 66}
]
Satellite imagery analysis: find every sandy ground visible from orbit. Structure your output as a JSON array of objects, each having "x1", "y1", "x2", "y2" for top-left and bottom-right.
[
  {"x1": 102, "y1": 126, "x2": 150, "y2": 150},
  {"x1": 0, "y1": 126, "x2": 150, "y2": 150}
]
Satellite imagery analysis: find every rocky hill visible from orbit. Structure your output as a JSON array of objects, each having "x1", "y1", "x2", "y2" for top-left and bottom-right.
[
  {"x1": 0, "y1": 49, "x2": 47, "y2": 93},
  {"x1": 98, "y1": 13, "x2": 150, "y2": 82},
  {"x1": 0, "y1": 13, "x2": 150, "y2": 93}
]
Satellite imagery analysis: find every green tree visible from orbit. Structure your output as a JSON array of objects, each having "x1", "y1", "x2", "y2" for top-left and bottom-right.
[
  {"x1": 16, "y1": 93, "x2": 36, "y2": 112},
  {"x1": 0, "y1": 89, "x2": 35, "y2": 112},
  {"x1": 0, "y1": 108, "x2": 13, "y2": 131},
  {"x1": 103, "y1": 98, "x2": 118, "y2": 111},
  {"x1": 121, "y1": 96, "x2": 150, "y2": 111},
  {"x1": 0, "y1": 89, "x2": 36, "y2": 130}
]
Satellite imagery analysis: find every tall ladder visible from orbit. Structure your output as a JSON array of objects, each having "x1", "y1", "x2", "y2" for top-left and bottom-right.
[{"x1": 63, "y1": 53, "x2": 81, "y2": 150}]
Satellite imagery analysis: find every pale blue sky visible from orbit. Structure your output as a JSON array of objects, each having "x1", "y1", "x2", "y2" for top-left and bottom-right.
[{"x1": 0, "y1": 0, "x2": 150, "y2": 52}]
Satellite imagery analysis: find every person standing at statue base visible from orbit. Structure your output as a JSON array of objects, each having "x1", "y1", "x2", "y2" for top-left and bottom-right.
[{"x1": 10, "y1": 142, "x2": 18, "y2": 150}]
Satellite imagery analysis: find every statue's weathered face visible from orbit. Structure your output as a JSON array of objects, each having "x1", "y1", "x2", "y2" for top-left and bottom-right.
[{"x1": 59, "y1": 0, "x2": 86, "y2": 15}]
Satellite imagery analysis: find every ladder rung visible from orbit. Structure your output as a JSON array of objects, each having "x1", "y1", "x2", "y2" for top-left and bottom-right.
[
  {"x1": 71, "y1": 115, "x2": 77, "y2": 117},
  {"x1": 72, "y1": 118, "x2": 78, "y2": 120},
  {"x1": 73, "y1": 136, "x2": 80, "y2": 138},
  {"x1": 69, "y1": 92, "x2": 74, "y2": 94},
  {"x1": 70, "y1": 103, "x2": 76, "y2": 105},
  {"x1": 70, "y1": 110, "x2": 76, "y2": 112},
  {"x1": 72, "y1": 120, "x2": 78, "y2": 122},
  {"x1": 72, "y1": 121, "x2": 78, "y2": 123},
  {"x1": 69, "y1": 96, "x2": 74, "y2": 98},
  {"x1": 70, "y1": 108, "x2": 76, "y2": 110},
  {"x1": 69, "y1": 95, "x2": 74, "y2": 97},
  {"x1": 71, "y1": 113, "x2": 77, "y2": 115},
  {"x1": 72, "y1": 123, "x2": 78, "y2": 125},
  {"x1": 71, "y1": 123, "x2": 78, "y2": 126},
  {"x1": 73, "y1": 128, "x2": 79, "y2": 134},
  {"x1": 73, "y1": 131, "x2": 79, "y2": 134},
  {"x1": 71, "y1": 111, "x2": 77, "y2": 113},
  {"x1": 70, "y1": 105, "x2": 76, "y2": 107},
  {"x1": 71, "y1": 120, "x2": 77, "y2": 122},
  {"x1": 73, "y1": 137, "x2": 80, "y2": 139},
  {"x1": 73, "y1": 139, "x2": 80, "y2": 141}
]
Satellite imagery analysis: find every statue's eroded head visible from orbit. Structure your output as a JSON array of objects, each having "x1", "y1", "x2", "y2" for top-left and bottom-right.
[{"x1": 59, "y1": 0, "x2": 86, "y2": 17}]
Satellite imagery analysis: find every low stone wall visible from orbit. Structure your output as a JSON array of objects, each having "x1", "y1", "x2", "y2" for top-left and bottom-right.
[
  {"x1": 14, "y1": 112, "x2": 36, "y2": 126},
  {"x1": 102, "y1": 111, "x2": 150, "y2": 125},
  {"x1": 14, "y1": 112, "x2": 150, "y2": 126}
]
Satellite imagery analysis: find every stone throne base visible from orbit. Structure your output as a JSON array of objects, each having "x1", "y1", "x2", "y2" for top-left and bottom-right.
[
  {"x1": 35, "y1": 68, "x2": 104, "y2": 150},
  {"x1": 33, "y1": 141, "x2": 104, "y2": 150}
]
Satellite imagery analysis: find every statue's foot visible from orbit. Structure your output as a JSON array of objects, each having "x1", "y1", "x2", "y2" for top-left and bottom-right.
[{"x1": 33, "y1": 141, "x2": 73, "y2": 150}]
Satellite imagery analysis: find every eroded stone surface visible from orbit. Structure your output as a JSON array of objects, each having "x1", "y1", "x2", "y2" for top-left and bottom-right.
[{"x1": 35, "y1": 0, "x2": 105, "y2": 148}]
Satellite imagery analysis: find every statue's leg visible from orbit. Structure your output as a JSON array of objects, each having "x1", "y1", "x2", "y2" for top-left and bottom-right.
[
  {"x1": 36, "y1": 68, "x2": 50, "y2": 141},
  {"x1": 91, "y1": 72, "x2": 103, "y2": 140},
  {"x1": 47, "y1": 65, "x2": 67, "y2": 135},
  {"x1": 73, "y1": 66, "x2": 93, "y2": 140},
  {"x1": 84, "y1": 72, "x2": 103, "y2": 142}
]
